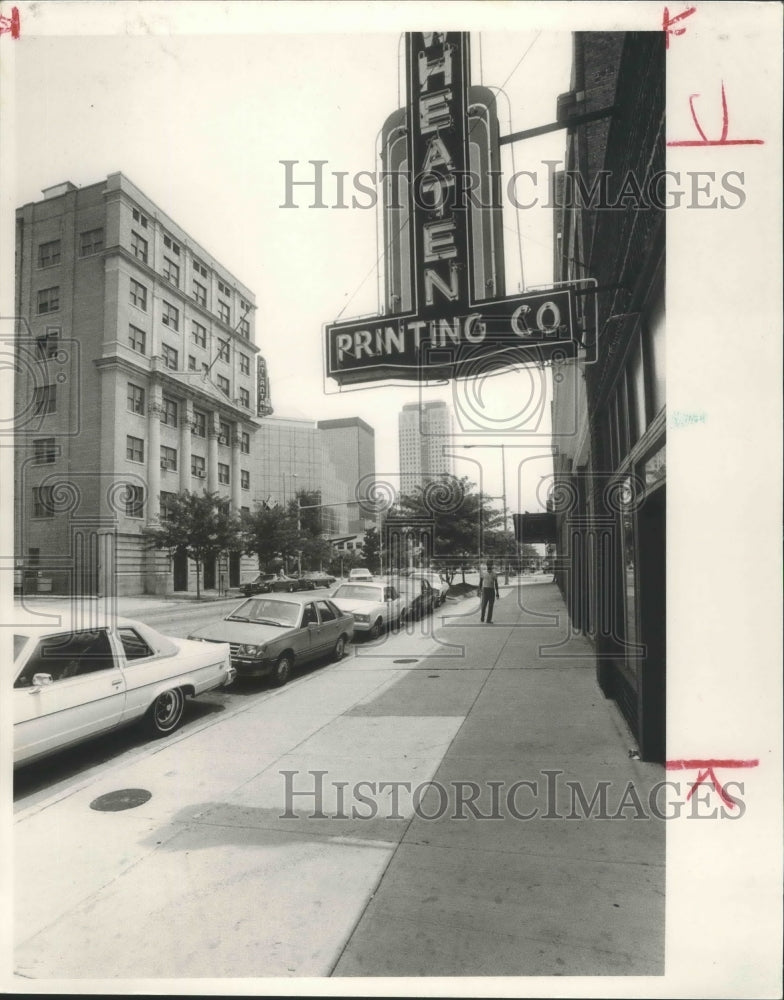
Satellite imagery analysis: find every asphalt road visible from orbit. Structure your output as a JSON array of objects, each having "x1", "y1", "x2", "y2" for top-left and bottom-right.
[
  {"x1": 13, "y1": 574, "x2": 551, "y2": 807},
  {"x1": 13, "y1": 586, "x2": 395, "y2": 807}
]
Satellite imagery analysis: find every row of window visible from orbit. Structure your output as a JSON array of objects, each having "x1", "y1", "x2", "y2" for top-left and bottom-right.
[
  {"x1": 126, "y1": 382, "x2": 251, "y2": 427},
  {"x1": 32, "y1": 464, "x2": 250, "y2": 521},
  {"x1": 124, "y1": 435, "x2": 250, "y2": 485},
  {"x1": 37, "y1": 269, "x2": 248, "y2": 345},
  {"x1": 125, "y1": 384, "x2": 251, "y2": 449},
  {"x1": 37, "y1": 230, "x2": 104, "y2": 269},
  {"x1": 127, "y1": 288, "x2": 250, "y2": 372},
  {"x1": 128, "y1": 210, "x2": 251, "y2": 336}
]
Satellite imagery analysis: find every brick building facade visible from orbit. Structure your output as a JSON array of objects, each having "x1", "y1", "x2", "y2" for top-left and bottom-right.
[{"x1": 551, "y1": 33, "x2": 666, "y2": 761}]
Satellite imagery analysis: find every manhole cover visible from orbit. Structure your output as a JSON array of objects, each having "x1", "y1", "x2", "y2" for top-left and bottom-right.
[
  {"x1": 90, "y1": 788, "x2": 152, "y2": 812},
  {"x1": 393, "y1": 658, "x2": 418, "y2": 664}
]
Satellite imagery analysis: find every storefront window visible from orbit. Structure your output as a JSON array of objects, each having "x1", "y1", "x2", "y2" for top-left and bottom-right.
[
  {"x1": 630, "y1": 334, "x2": 646, "y2": 441},
  {"x1": 648, "y1": 299, "x2": 666, "y2": 416},
  {"x1": 619, "y1": 477, "x2": 639, "y2": 655},
  {"x1": 644, "y1": 443, "x2": 666, "y2": 489}
]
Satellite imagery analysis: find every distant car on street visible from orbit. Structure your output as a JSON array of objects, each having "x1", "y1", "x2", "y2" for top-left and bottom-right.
[
  {"x1": 408, "y1": 571, "x2": 450, "y2": 606},
  {"x1": 393, "y1": 576, "x2": 439, "y2": 620},
  {"x1": 348, "y1": 567, "x2": 374, "y2": 582},
  {"x1": 13, "y1": 612, "x2": 235, "y2": 768},
  {"x1": 188, "y1": 593, "x2": 353, "y2": 685},
  {"x1": 241, "y1": 573, "x2": 277, "y2": 597},
  {"x1": 269, "y1": 574, "x2": 315, "y2": 593},
  {"x1": 329, "y1": 581, "x2": 403, "y2": 639},
  {"x1": 300, "y1": 571, "x2": 337, "y2": 589}
]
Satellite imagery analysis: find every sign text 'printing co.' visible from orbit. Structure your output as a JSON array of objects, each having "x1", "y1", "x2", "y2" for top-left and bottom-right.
[{"x1": 325, "y1": 32, "x2": 589, "y2": 386}]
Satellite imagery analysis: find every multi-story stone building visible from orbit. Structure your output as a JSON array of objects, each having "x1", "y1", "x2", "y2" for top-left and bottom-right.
[
  {"x1": 14, "y1": 173, "x2": 260, "y2": 595},
  {"x1": 398, "y1": 400, "x2": 454, "y2": 496}
]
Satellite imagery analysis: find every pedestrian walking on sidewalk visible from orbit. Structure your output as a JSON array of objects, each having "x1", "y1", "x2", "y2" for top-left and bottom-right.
[{"x1": 479, "y1": 560, "x2": 500, "y2": 623}]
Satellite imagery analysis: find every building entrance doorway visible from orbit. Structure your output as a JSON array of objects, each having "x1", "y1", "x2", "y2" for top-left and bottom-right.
[
  {"x1": 229, "y1": 551, "x2": 241, "y2": 588},
  {"x1": 203, "y1": 557, "x2": 216, "y2": 591},
  {"x1": 173, "y1": 548, "x2": 188, "y2": 592}
]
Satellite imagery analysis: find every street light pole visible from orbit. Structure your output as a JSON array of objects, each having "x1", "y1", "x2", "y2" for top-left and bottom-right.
[{"x1": 460, "y1": 443, "x2": 510, "y2": 583}]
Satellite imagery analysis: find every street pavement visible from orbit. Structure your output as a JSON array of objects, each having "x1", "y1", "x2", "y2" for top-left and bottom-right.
[{"x1": 12, "y1": 580, "x2": 664, "y2": 981}]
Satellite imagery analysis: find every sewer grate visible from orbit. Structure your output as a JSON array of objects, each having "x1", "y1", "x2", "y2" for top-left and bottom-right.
[
  {"x1": 90, "y1": 788, "x2": 152, "y2": 812},
  {"x1": 393, "y1": 658, "x2": 418, "y2": 664}
]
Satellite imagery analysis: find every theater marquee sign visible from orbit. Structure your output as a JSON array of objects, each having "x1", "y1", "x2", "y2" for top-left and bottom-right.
[{"x1": 325, "y1": 32, "x2": 592, "y2": 387}]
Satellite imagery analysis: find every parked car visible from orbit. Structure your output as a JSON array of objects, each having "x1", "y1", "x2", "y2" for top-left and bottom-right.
[
  {"x1": 13, "y1": 612, "x2": 235, "y2": 768},
  {"x1": 300, "y1": 571, "x2": 337, "y2": 589},
  {"x1": 329, "y1": 581, "x2": 403, "y2": 639},
  {"x1": 408, "y1": 571, "x2": 450, "y2": 606},
  {"x1": 242, "y1": 573, "x2": 277, "y2": 597},
  {"x1": 188, "y1": 593, "x2": 353, "y2": 685},
  {"x1": 269, "y1": 574, "x2": 315, "y2": 593},
  {"x1": 395, "y1": 576, "x2": 439, "y2": 620},
  {"x1": 348, "y1": 567, "x2": 374, "y2": 582}
]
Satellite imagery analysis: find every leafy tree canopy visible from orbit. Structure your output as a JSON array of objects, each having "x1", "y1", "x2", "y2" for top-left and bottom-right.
[{"x1": 146, "y1": 491, "x2": 242, "y2": 597}]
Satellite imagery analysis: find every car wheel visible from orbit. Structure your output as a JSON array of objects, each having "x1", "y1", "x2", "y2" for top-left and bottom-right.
[
  {"x1": 272, "y1": 652, "x2": 293, "y2": 687},
  {"x1": 333, "y1": 634, "x2": 347, "y2": 661},
  {"x1": 368, "y1": 618, "x2": 383, "y2": 640},
  {"x1": 146, "y1": 688, "x2": 185, "y2": 736}
]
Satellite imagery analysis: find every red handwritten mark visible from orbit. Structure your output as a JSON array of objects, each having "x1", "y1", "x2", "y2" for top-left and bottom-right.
[
  {"x1": 663, "y1": 5, "x2": 696, "y2": 49},
  {"x1": 668, "y1": 82, "x2": 764, "y2": 146},
  {"x1": 0, "y1": 6, "x2": 20, "y2": 38},
  {"x1": 666, "y1": 758, "x2": 759, "y2": 809}
]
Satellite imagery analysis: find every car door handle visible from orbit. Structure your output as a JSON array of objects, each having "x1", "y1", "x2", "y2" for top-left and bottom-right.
[{"x1": 111, "y1": 679, "x2": 123, "y2": 687}]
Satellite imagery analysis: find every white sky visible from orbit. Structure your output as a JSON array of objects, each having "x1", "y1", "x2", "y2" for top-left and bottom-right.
[{"x1": 14, "y1": 29, "x2": 573, "y2": 513}]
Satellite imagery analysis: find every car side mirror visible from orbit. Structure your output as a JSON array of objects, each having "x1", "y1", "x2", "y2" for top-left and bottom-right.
[{"x1": 32, "y1": 673, "x2": 54, "y2": 687}]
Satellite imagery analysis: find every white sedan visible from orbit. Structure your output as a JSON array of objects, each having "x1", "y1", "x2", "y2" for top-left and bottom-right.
[
  {"x1": 329, "y1": 581, "x2": 404, "y2": 639},
  {"x1": 13, "y1": 611, "x2": 235, "y2": 768}
]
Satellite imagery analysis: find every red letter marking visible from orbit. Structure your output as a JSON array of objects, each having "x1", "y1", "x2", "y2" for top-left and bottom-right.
[
  {"x1": 668, "y1": 82, "x2": 764, "y2": 147},
  {"x1": 666, "y1": 758, "x2": 759, "y2": 810},
  {"x1": 663, "y1": 6, "x2": 696, "y2": 49},
  {"x1": 0, "y1": 6, "x2": 20, "y2": 38}
]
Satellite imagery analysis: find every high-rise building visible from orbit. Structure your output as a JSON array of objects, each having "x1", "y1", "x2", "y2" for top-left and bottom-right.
[
  {"x1": 251, "y1": 417, "x2": 349, "y2": 537},
  {"x1": 398, "y1": 400, "x2": 454, "y2": 496},
  {"x1": 14, "y1": 173, "x2": 261, "y2": 595},
  {"x1": 316, "y1": 417, "x2": 376, "y2": 535}
]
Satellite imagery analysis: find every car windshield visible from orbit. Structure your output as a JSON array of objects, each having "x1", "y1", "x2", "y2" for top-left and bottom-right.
[
  {"x1": 227, "y1": 598, "x2": 300, "y2": 627},
  {"x1": 333, "y1": 584, "x2": 384, "y2": 602}
]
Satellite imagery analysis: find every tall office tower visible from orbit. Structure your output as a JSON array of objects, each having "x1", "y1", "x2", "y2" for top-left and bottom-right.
[
  {"x1": 15, "y1": 173, "x2": 261, "y2": 595},
  {"x1": 398, "y1": 400, "x2": 454, "y2": 497},
  {"x1": 317, "y1": 417, "x2": 376, "y2": 535},
  {"x1": 251, "y1": 416, "x2": 349, "y2": 537}
]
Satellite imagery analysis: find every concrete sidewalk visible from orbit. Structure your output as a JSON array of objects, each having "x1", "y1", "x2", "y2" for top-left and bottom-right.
[
  {"x1": 333, "y1": 582, "x2": 665, "y2": 976},
  {"x1": 17, "y1": 589, "x2": 243, "y2": 618},
  {"x1": 13, "y1": 582, "x2": 664, "y2": 981}
]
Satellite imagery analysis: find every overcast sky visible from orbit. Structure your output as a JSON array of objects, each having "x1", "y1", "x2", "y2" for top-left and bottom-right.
[{"x1": 14, "y1": 29, "x2": 573, "y2": 513}]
